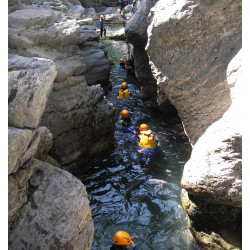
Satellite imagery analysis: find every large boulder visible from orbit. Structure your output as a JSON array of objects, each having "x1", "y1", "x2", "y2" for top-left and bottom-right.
[
  {"x1": 180, "y1": 37, "x2": 242, "y2": 250},
  {"x1": 8, "y1": 54, "x2": 57, "y2": 129},
  {"x1": 9, "y1": 159, "x2": 94, "y2": 250},
  {"x1": 146, "y1": 0, "x2": 242, "y2": 144}
]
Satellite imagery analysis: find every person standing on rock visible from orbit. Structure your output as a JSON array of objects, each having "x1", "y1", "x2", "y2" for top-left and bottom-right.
[
  {"x1": 110, "y1": 231, "x2": 138, "y2": 250},
  {"x1": 99, "y1": 15, "x2": 106, "y2": 37}
]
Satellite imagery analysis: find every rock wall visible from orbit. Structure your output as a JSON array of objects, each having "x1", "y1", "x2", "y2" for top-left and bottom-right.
[
  {"x1": 9, "y1": 1, "x2": 116, "y2": 168},
  {"x1": 181, "y1": 50, "x2": 242, "y2": 249},
  {"x1": 125, "y1": 0, "x2": 159, "y2": 108},
  {"x1": 8, "y1": 55, "x2": 94, "y2": 249},
  {"x1": 146, "y1": 0, "x2": 242, "y2": 144},
  {"x1": 143, "y1": 0, "x2": 242, "y2": 248}
]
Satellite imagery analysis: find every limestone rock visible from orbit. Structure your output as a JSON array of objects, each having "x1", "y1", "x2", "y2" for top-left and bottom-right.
[
  {"x1": 181, "y1": 49, "x2": 242, "y2": 248},
  {"x1": 8, "y1": 54, "x2": 57, "y2": 129},
  {"x1": 68, "y1": 4, "x2": 86, "y2": 19},
  {"x1": 8, "y1": 161, "x2": 35, "y2": 228},
  {"x1": 9, "y1": 4, "x2": 115, "y2": 168},
  {"x1": 34, "y1": 127, "x2": 53, "y2": 161},
  {"x1": 9, "y1": 159, "x2": 94, "y2": 250},
  {"x1": 104, "y1": 13, "x2": 123, "y2": 24},
  {"x1": 146, "y1": 0, "x2": 242, "y2": 144},
  {"x1": 8, "y1": 127, "x2": 41, "y2": 175},
  {"x1": 182, "y1": 50, "x2": 242, "y2": 206},
  {"x1": 107, "y1": 28, "x2": 126, "y2": 40},
  {"x1": 125, "y1": 0, "x2": 159, "y2": 107}
]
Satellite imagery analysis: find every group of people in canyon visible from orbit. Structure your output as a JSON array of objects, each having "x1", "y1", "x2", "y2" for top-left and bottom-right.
[{"x1": 117, "y1": 79, "x2": 158, "y2": 154}]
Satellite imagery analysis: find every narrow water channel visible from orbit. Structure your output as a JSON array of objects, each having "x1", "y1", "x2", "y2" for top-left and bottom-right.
[{"x1": 77, "y1": 25, "x2": 201, "y2": 249}]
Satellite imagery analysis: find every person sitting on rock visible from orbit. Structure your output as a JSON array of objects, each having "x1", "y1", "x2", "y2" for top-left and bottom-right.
[
  {"x1": 119, "y1": 59, "x2": 127, "y2": 70},
  {"x1": 138, "y1": 123, "x2": 158, "y2": 152},
  {"x1": 99, "y1": 15, "x2": 105, "y2": 37},
  {"x1": 117, "y1": 82, "x2": 131, "y2": 99},
  {"x1": 110, "y1": 231, "x2": 138, "y2": 250},
  {"x1": 120, "y1": 109, "x2": 138, "y2": 133}
]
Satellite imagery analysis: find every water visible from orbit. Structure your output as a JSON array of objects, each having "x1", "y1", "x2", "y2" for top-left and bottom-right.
[{"x1": 77, "y1": 31, "x2": 200, "y2": 249}]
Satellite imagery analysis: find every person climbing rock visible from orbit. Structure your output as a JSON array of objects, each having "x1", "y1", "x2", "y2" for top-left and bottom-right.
[
  {"x1": 99, "y1": 15, "x2": 106, "y2": 37},
  {"x1": 119, "y1": 59, "x2": 127, "y2": 70},
  {"x1": 137, "y1": 124, "x2": 158, "y2": 153},
  {"x1": 120, "y1": 110, "x2": 138, "y2": 133},
  {"x1": 117, "y1": 82, "x2": 131, "y2": 99},
  {"x1": 110, "y1": 231, "x2": 138, "y2": 250}
]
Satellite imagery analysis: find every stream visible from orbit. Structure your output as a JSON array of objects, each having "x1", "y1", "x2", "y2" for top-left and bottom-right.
[{"x1": 76, "y1": 24, "x2": 201, "y2": 249}]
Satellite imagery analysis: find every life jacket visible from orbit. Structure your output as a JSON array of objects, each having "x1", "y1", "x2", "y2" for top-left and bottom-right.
[
  {"x1": 117, "y1": 88, "x2": 130, "y2": 99},
  {"x1": 139, "y1": 130, "x2": 157, "y2": 149}
]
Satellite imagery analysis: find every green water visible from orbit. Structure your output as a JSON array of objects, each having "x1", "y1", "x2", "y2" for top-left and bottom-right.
[{"x1": 77, "y1": 32, "x2": 201, "y2": 249}]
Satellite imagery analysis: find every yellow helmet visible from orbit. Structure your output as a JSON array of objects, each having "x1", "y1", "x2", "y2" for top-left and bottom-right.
[
  {"x1": 121, "y1": 82, "x2": 127, "y2": 89},
  {"x1": 121, "y1": 109, "x2": 129, "y2": 118},
  {"x1": 120, "y1": 59, "x2": 125, "y2": 64},
  {"x1": 118, "y1": 9, "x2": 121, "y2": 13},
  {"x1": 113, "y1": 231, "x2": 131, "y2": 245},
  {"x1": 140, "y1": 124, "x2": 148, "y2": 131},
  {"x1": 100, "y1": 15, "x2": 104, "y2": 19}
]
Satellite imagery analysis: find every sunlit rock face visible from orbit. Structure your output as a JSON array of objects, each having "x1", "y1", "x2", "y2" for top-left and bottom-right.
[
  {"x1": 146, "y1": 0, "x2": 241, "y2": 144},
  {"x1": 8, "y1": 1, "x2": 116, "y2": 167},
  {"x1": 145, "y1": 0, "x2": 242, "y2": 248},
  {"x1": 181, "y1": 50, "x2": 242, "y2": 249},
  {"x1": 8, "y1": 54, "x2": 94, "y2": 249}
]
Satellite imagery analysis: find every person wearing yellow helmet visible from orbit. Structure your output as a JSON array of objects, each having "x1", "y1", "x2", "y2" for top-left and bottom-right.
[
  {"x1": 120, "y1": 11, "x2": 127, "y2": 27},
  {"x1": 110, "y1": 231, "x2": 138, "y2": 250},
  {"x1": 119, "y1": 59, "x2": 127, "y2": 70},
  {"x1": 119, "y1": 110, "x2": 138, "y2": 133},
  {"x1": 99, "y1": 15, "x2": 106, "y2": 37},
  {"x1": 117, "y1": 82, "x2": 131, "y2": 99},
  {"x1": 138, "y1": 123, "x2": 158, "y2": 153}
]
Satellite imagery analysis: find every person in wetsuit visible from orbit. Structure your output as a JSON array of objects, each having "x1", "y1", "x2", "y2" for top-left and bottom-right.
[
  {"x1": 119, "y1": 59, "x2": 127, "y2": 70},
  {"x1": 120, "y1": 110, "x2": 138, "y2": 133},
  {"x1": 99, "y1": 15, "x2": 106, "y2": 37},
  {"x1": 110, "y1": 231, "x2": 138, "y2": 250}
]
